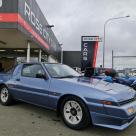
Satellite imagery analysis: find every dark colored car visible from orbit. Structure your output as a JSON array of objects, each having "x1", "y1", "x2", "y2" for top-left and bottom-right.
[{"x1": 84, "y1": 67, "x2": 136, "y2": 88}]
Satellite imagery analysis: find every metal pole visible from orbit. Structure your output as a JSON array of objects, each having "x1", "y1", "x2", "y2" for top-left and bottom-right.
[
  {"x1": 103, "y1": 23, "x2": 106, "y2": 68},
  {"x1": 61, "y1": 47, "x2": 63, "y2": 64},
  {"x1": 27, "y1": 41, "x2": 31, "y2": 63},
  {"x1": 112, "y1": 50, "x2": 114, "y2": 69},
  {"x1": 103, "y1": 15, "x2": 130, "y2": 68},
  {"x1": 39, "y1": 49, "x2": 42, "y2": 62},
  {"x1": 59, "y1": 44, "x2": 63, "y2": 64}
]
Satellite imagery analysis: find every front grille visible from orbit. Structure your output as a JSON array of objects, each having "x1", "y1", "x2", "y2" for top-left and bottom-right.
[{"x1": 119, "y1": 96, "x2": 136, "y2": 106}]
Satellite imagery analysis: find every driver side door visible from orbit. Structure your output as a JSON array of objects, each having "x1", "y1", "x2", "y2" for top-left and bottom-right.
[{"x1": 13, "y1": 64, "x2": 50, "y2": 108}]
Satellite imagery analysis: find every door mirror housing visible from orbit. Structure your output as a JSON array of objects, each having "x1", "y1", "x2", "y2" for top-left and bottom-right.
[{"x1": 36, "y1": 73, "x2": 47, "y2": 79}]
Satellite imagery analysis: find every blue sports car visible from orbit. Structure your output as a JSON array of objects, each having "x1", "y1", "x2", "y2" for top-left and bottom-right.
[{"x1": 0, "y1": 63, "x2": 136, "y2": 130}]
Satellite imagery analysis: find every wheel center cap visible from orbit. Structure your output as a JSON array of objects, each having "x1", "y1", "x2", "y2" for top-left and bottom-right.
[
  {"x1": 4, "y1": 92, "x2": 7, "y2": 97},
  {"x1": 70, "y1": 108, "x2": 77, "y2": 116}
]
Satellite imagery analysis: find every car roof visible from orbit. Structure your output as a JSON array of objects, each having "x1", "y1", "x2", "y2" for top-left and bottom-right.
[{"x1": 19, "y1": 62, "x2": 62, "y2": 65}]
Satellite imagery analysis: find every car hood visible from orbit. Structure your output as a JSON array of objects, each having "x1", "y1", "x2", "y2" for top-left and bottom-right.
[{"x1": 58, "y1": 77, "x2": 135, "y2": 102}]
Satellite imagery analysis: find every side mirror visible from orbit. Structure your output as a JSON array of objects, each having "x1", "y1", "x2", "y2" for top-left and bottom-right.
[{"x1": 36, "y1": 73, "x2": 47, "y2": 79}]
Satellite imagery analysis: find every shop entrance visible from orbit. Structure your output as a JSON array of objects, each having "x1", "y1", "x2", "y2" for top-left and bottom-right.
[
  {"x1": 0, "y1": 47, "x2": 49, "y2": 72},
  {"x1": 0, "y1": 57, "x2": 16, "y2": 72},
  {"x1": 0, "y1": 29, "x2": 48, "y2": 72}
]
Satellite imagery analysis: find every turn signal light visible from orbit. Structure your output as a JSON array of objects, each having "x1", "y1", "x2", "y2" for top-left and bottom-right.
[{"x1": 100, "y1": 100, "x2": 113, "y2": 105}]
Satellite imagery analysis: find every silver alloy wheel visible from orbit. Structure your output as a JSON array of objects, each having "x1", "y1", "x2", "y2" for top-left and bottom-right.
[
  {"x1": 64, "y1": 100, "x2": 83, "y2": 125},
  {"x1": 1, "y1": 87, "x2": 9, "y2": 103}
]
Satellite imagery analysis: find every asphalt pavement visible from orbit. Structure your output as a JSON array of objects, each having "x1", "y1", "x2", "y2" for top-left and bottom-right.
[{"x1": 0, "y1": 102, "x2": 136, "y2": 136}]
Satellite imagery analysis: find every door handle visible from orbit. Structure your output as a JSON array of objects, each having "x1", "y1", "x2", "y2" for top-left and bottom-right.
[{"x1": 16, "y1": 78, "x2": 20, "y2": 81}]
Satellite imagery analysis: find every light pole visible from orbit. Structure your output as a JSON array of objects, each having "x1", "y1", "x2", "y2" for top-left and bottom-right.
[
  {"x1": 112, "y1": 50, "x2": 114, "y2": 69},
  {"x1": 103, "y1": 15, "x2": 130, "y2": 68}
]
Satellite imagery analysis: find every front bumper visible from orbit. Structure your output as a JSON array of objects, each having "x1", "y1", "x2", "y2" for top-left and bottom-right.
[
  {"x1": 90, "y1": 112, "x2": 136, "y2": 130},
  {"x1": 88, "y1": 100, "x2": 136, "y2": 130}
]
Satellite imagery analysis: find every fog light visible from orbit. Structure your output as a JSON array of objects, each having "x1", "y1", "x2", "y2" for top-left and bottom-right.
[{"x1": 128, "y1": 107, "x2": 135, "y2": 114}]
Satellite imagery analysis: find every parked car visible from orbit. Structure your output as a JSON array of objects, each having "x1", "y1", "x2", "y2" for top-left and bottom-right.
[
  {"x1": 116, "y1": 72, "x2": 136, "y2": 86},
  {"x1": 0, "y1": 63, "x2": 136, "y2": 130},
  {"x1": 84, "y1": 67, "x2": 136, "y2": 87}
]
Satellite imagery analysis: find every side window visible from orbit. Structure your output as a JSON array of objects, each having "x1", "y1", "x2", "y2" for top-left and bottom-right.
[{"x1": 22, "y1": 64, "x2": 45, "y2": 78}]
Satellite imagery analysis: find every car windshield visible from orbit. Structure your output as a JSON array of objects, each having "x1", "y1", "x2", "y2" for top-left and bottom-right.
[
  {"x1": 44, "y1": 63, "x2": 80, "y2": 78},
  {"x1": 118, "y1": 72, "x2": 127, "y2": 77}
]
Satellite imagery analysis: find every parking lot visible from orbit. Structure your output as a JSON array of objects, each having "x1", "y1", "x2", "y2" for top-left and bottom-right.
[{"x1": 0, "y1": 102, "x2": 135, "y2": 136}]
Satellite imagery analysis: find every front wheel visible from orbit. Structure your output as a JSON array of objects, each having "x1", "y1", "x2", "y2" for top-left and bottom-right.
[
  {"x1": 0, "y1": 85, "x2": 13, "y2": 106},
  {"x1": 60, "y1": 96, "x2": 91, "y2": 130}
]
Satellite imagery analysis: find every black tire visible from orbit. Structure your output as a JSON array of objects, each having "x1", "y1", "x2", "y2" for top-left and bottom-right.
[
  {"x1": 0, "y1": 85, "x2": 13, "y2": 106},
  {"x1": 60, "y1": 96, "x2": 91, "y2": 130}
]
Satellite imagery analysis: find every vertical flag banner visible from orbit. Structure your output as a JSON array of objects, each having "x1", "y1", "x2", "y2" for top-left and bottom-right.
[{"x1": 81, "y1": 36, "x2": 99, "y2": 71}]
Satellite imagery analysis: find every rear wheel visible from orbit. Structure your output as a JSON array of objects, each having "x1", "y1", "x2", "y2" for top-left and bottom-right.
[
  {"x1": 60, "y1": 96, "x2": 90, "y2": 130},
  {"x1": 0, "y1": 85, "x2": 13, "y2": 106}
]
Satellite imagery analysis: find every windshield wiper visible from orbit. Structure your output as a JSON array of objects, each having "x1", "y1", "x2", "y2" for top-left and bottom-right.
[
  {"x1": 53, "y1": 75, "x2": 82, "y2": 79},
  {"x1": 56, "y1": 75, "x2": 77, "y2": 78}
]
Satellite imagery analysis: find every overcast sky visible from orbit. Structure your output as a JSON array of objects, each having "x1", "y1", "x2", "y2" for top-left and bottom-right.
[{"x1": 36, "y1": 0, "x2": 136, "y2": 68}]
